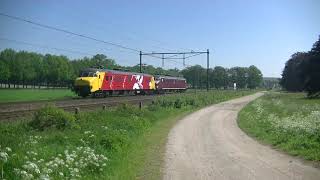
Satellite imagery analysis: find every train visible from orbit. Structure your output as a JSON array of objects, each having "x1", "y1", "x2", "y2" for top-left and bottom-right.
[{"x1": 73, "y1": 68, "x2": 187, "y2": 97}]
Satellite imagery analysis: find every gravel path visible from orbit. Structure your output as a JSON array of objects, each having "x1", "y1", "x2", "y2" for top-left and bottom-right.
[{"x1": 163, "y1": 93, "x2": 320, "y2": 180}]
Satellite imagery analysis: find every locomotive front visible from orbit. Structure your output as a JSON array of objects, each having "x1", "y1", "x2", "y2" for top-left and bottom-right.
[{"x1": 74, "y1": 69, "x2": 104, "y2": 97}]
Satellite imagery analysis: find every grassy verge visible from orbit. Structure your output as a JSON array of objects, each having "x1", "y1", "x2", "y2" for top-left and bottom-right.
[
  {"x1": 238, "y1": 92, "x2": 320, "y2": 162},
  {"x1": 0, "y1": 89, "x2": 76, "y2": 103},
  {"x1": 0, "y1": 90, "x2": 254, "y2": 179}
]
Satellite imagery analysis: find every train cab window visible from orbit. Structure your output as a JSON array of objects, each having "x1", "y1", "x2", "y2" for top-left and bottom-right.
[
  {"x1": 81, "y1": 72, "x2": 97, "y2": 77},
  {"x1": 81, "y1": 72, "x2": 89, "y2": 77}
]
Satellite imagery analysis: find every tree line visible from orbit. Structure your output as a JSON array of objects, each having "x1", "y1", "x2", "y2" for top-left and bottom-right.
[
  {"x1": 280, "y1": 36, "x2": 320, "y2": 97},
  {"x1": 0, "y1": 48, "x2": 263, "y2": 89},
  {"x1": 181, "y1": 65, "x2": 262, "y2": 89}
]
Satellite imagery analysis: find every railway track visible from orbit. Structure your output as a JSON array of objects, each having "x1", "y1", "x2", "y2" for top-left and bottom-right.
[{"x1": 0, "y1": 95, "x2": 159, "y2": 122}]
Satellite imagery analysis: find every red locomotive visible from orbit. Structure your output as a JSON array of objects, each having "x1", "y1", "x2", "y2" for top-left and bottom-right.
[{"x1": 74, "y1": 68, "x2": 187, "y2": 97}]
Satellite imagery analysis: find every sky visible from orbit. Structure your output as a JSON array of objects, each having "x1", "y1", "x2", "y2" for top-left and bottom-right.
[{"x1": 0, "y1": 0, "x2": 319, "y2": 77}]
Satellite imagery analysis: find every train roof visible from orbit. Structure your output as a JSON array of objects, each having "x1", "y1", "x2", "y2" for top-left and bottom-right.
[
  {"x1": 154, "y1": 75, "x2": 186, "y2": 80},
  {"x1": 81, "y1": 68, "x2": 186, "y2": 80},
  {"x1": 81, "y1": 68, "x2": 153, "y2": 76}
]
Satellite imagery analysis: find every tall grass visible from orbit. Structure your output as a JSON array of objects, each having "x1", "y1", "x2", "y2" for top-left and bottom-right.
[
  {"x1": 238, "y1": 92, "x2": 320, "y2": 161},
  {"x1": 0, "y1": 90, "x2": 254, "y2": 179}
]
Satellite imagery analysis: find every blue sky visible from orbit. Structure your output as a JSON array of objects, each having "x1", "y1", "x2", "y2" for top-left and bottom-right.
[{"x1": 0, "y1": 0, "x2": 319, "y2": 77}]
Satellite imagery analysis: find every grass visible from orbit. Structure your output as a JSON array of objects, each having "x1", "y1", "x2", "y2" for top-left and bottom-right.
[
  {"x1": 238, "y1": 92, "x2": 320, "y2": 162},
  {"x1": 0, "y1": 90, "x2": 255, "y2": 179},
  {"x1": 0, "y1": 89, "x2": 76, "y2": 103}
]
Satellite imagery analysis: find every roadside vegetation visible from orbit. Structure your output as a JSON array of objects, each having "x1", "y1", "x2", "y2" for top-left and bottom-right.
[
  {"x1": 0, "y1": 89, "x2": 75, "y2": 103},
  {"x1": 0, "y1": 90, "x2": 254, "y2": 179},
  {"x1": 238, "y1": 92, "x2": 320, "y2": 161}
]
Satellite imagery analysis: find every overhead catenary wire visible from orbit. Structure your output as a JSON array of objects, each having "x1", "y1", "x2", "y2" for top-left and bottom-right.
[
  {"x1": 0, "y1": 12, "x2": 190, "y2": 61},
  {"x1": 0, "y1": 12, "x2": 140, "y2": 53},
  {"x1": 0, "y1": 12, "x2": 202, "y2": 69},
  {"x1": 183, "y1": 52, "x2": 203, "y2": 59},
  {"x1": 0, "y1": 37, "x2": 138, "y2": 65},
  {"x1": 78, "y1": 16, "x2": 191, "y2": 53},
  {"x1": 142, "y1": 53, "x2": 191, "y2": 66},
  {"x1": 0, "y1": 37, "x2": 96, "y2": 56}
]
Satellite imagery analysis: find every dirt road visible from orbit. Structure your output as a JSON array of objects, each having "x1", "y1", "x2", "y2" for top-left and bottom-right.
[{"x1": 163, "y1": 93, "x2": 320, "y2": 180}]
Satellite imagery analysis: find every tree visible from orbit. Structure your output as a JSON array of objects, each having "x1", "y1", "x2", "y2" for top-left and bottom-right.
[
  {"x1": 0, "y1": 61, "x2": 10, "y2": 87},
  {"x1": 181, "y1": 65, "x2": 206, "y2": 88},
  {"x1": 228, "y1": 67, "x2": 248, "y2": 89},
  {"x1": 280, "y1": 35, "x2": 320, "y2": 97},
  {"x1": 19, "y1": 51, "x2": 36, "y2": 88},
  {"x1": 247, "y1": 65, "x2": 263, "y2": 89},
  {"x1": 280, "y1": 52, "x2": 308, "y2": 91},
  {"x1": 0, "y1": 49, "x2": 16, "y2": 87},
  {"x1": 91, "y1": 54, "x2": 117, "y2": 69},
  {"x1": 300, "y1": 36, "x2": 320, "y2": 97},
  {"x1": 212, "y1": 66, "x2": 228, "y2": 89}
]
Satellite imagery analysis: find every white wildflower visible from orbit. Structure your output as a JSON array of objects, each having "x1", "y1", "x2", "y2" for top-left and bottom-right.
[
  {"x1": 5, "y1": 147, "x2": 12, "y2": 152},
  {"x1": 0, "y1": 152, "x2": 8, "y2": 162}
]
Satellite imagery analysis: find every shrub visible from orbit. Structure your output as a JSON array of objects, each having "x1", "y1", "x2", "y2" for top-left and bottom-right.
[
  {"x1": 100, "y1": 129, "x2": 129, "y2": 151},
  {"x1": 29, "y1": 105, "x2": 76, "y2": 131}
]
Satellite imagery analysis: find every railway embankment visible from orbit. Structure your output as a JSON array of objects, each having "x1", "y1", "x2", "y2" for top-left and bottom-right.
[{"x1": 0, "y1": 90, "x2": 253, "y2": 179}]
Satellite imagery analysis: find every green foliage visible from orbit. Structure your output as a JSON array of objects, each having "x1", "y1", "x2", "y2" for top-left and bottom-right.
[
  {"x1": 0, "y1": 48, "x2": 264, "y2": 91},
  {"x1": 239, "y1": 92, "x2": 320, "y2": 161},
  {"x1": 0, "y1": 61, "x2": 10, "y2": 82},
  {"x1": 29, "y1": 105, "x2": 76, "y2": 131},
  {"x1": 0, "y1": 50, "x2": 119, "y2": 88},
  {"x1": 280, "y1": 36, "x2": 320, "y2": 97},
  {"x1": 247, "y1": 65, "x2": 263, "y2": 89},
  {"x1": 181, "y1": 65, "x2": 263, "y2": 89},
  {"x1": 228, "y1": 67, "x2": 248, "y2": 88},
  {"x1": 280, "y1": 52, "x2": 307, "y2": 91},
  {"x1": 100, "y1": 129, "x2": 129, "y2": 151},
  {"x1": 153, "y1": 90, "x2": 253, "y2": 109},
  {"x1": 212, "y1": 66, "x2": 228, "y2": 89}
]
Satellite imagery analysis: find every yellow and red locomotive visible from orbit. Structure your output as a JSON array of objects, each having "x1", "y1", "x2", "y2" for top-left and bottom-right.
[{"x1": 74, "y1": 68, "x2": 187, "y2": 97}]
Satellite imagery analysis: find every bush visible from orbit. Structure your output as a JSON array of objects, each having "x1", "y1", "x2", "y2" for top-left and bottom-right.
[
  {"x1": 100, "y1": 129, "x2": 129, "y2": 151},
  {"x1": 29, "y1": 105, "x2": 76, "y2": 131}
]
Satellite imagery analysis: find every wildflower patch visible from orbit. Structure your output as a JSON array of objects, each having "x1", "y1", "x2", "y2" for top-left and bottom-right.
[{"x1": 238, "y1": 92, "x2": 320, "y2": 161}]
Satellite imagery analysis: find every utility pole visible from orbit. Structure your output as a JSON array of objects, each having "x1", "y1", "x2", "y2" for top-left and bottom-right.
[
  {"x1": 207, "y1": 49, "x2": 210, "y2": 91},
  {"x1": 139, "y1": 50, "x2": 210, "y2": 90},
  {"x1": 162, "y1": 54, "x2": 164, "y2": 67},
  {"x1": 183, "y1": 54, "x2": 185, "y2": 66},
  {"x1": 139, "y1": 51, "x2": 142, "y2": 73}
]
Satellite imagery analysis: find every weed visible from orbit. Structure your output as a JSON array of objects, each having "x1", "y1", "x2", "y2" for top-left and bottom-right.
[{"x1": 29, "y1": 105, "x2": 76, "y2": 131}]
